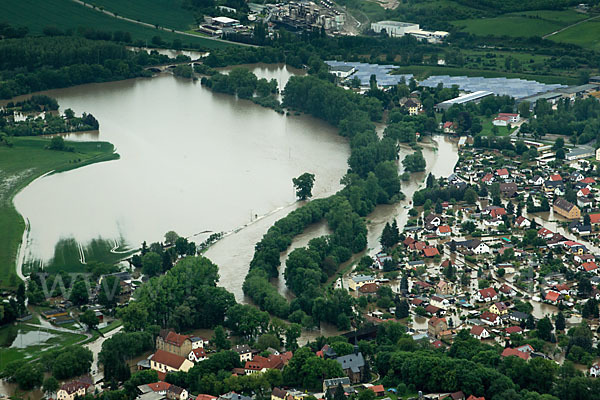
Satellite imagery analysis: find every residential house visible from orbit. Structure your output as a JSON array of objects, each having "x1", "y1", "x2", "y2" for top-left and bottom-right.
[
  {"x1": 505, "y1": 326, "x2": 523, "y2": 335},
  {"x1": 590, "y1": 364, "x2": 600, "y2": 378},
  {"x1": 515, "y1": 216, "x2": 531, "y2": 229},
  {"x1": 436, "y1": 280, "x2": 451, "y2": 295},
  {"x1": 456, "y1": 239, "x2": 490, "y2": 255},
  {"x1": 443, "y1": 121, "x2": 455, "y2": 133},
  {"x1": 156, "y1": 331, "x2": 193, "y2": 358},
  {"x1": 531, "y1": 175, "x2": 544, "y2": 186},
  {"x1": 190, "y1": 337, "x2": 208, "y2": 349},
  {"x1": 349, "y1": 275, "x2": 376, "y2": 291},
  {"x1": 470, "y1": 325, "x2": 491, "y2": 340},
  {"x1": 150, "y1": 350, "x2": 194, "y2": 374},
  {"x1": 538, "y1": 228, "x2": 554, "y2": 239},
  {"x1": 336, "y1": 350, "x2": 366, "y2": 384},
  {"x1": 501, "y1": 347, "x2": 531, "y2": 361},
  {"x1": 563, "y1": 240, "x2": 587, "y2": 254},
  {"x1": 466, "y1": 396, "x2": 485, "y2": 400},
  {"x1": 550, "y1": 174, "x2": 562, "y2": 181},
  {"x1": 233, "y1": 344, "x2": 253, "y2": 362},
  {"x1": 166, "y1": 386, "x2": 188, "y2": 400},
  {"x1": 581, "y1": 262, "x2": 598, "y2": 273},
  {"x1": 436, "y1": 225, "x2": 452, "y2": 237},
  {"x1": 425, "y1": 214, "x2": 442, "y2": 230},
  {"x1": 358, "y1": 283, "x2": 380, "y2": 296},
  {"x1": 480, "y1": 311, "x2": 500, "y2": 326},
  {"x1": 493, "y1": 113, "x2": 520, "y2": 126},
  {"x1": 271, "y1": 388, "x2": 289, "y2": 400},
  {"x1": 489, "y1": 302, "x2": 509, "y2": 315},
  {"x1": 403, "y1": 99, "x2": 420, "y2": 116},
  {"x1": 423, "y1": 246, "x2": 440, "y2": 258},
  {"x1": 188, "y1": 348, "x2": 208, "y2": 363},
  {"x1": 499, "y1": 284, "x2": 516, "y2": 297},
  {"x1": 369, "y1": 385, "x2": 385, "y2": 396},
  {"x1": 544, "y1": 291, "x2": 561, "y2": 305},
  {"x1": 575, "y1": 254, "x2": 596, "y2": 264},
  {"x1": 56, "y1": 379, "x2": 93, "y2": 400},
  {"x1": 490, "y1": 207, "x2": 507, "y2": 219},
  {"x1": 428, "y1": 316, "x2": 448, "y2": 339},
  {"x1": 481, "y1": 173, "x2": 494, "y2": 185},
  {"x1": 543, "y1": 180, "x2": 564, "y2": 194},
  {"x1": 477, "y1": 288, "x2": 498, "y2": 302},
  {"x1": 449, "y1": 392, "x2": 465, "y2": 400},
  {"x1": 496, "y1": 168, "x2": 510, "y2": 179},
  {"x1": 244, "y1": 352, "x2": 292, "y2": 374},
  {"x1": 322, "y1": 377, "x2": 351, "y2": 393},
  {"x1": 553, "y1": 197, "x2": 581, "y2": 219},
  {"x1": 499, "y1": 183, "x2": 517, "y2": 198},
  {"x1": 144, "y1": 382, "x2": 171, "y2": 396},
  {"x1": 509, "y1": 311, "x2": 529, "y2": 323}
]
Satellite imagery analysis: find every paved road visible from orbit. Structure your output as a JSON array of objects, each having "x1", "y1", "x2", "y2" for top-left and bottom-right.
[
  {"x1": 71, "y1": 0, "x2": 257, "y2": 48},
  {"x1": 542, "y1": 14, "x2": 600, "y2": 39}
]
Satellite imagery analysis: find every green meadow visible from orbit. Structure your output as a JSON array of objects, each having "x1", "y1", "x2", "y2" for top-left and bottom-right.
[
  {"x1": 0, "y1": 0, "x2": 232, "y2": 49},
  {"x1": 0, "y1": 137, "x2": 119, "y2": 289},
  {"x1": 87, "y1": 0, "x2": 196, "y2": 31},
  {"x1": 550, "y1": 18, "x2": 600, "y2": 51},
  {"x1": 452, "y1": 10, "x2": 587, "y2": 37}
]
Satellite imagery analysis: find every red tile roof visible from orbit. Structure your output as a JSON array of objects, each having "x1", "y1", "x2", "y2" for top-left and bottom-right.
[
  {"x1": 505, "y1": 326, "x2": 522, "y2": 335},
  {"x1": 496, "y1": 168, "x2": 509, "y2": 176},
  {"x1": 583, "y1": 262, "x2": 598, "y2": 272},
  {"x1": 581, "y1": 177, "x2": 596, "y2": 184},
  {"x1": 501, "y1": 348, "x2": 530, "y2": 361},
  {"x1": 151, "y1": 350, "x2": 187, "y2": 370},
  {"x1": 423, "y1": 247, "x2": 440, "y2": 257},
  {"x1": 370, "y1": 385, "x2": 385, "y2": 394},
  {"x1": 437, "y1": 225, "x2": 451, "y2": 233},
  {"x1": 147, "y1": 382, "x2": 171, "y2": 392},
  {"x1": 428, "y1": 316, "x2": 446, "y2": 326},
  {"x1": 164, "y1": 331, "x2": 191, "y2": 347},
  {"x1": 545, "y1": 291, "x2": 560, "y2": 302},
  {"x1": 550, "y1": 174, "x2": 562, "y2": 181},
  {"x1": 478, "y1": 287, "x2": 498, "y2": 299},
  {"x1": 590, "y1": 214, "x2": 600, "y2": 224},
  {"x1": 470, "y1": 325, "x2": 487, "y2": 336}
]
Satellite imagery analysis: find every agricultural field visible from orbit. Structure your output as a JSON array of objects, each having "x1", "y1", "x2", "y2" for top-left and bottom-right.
[
  {"x1": 0, "y1": 0, "x2": 232, "y2": 49},
  {"x1": 86, "y1": 0, "x2": 196, "y2": 31},
  {"x1": 452, "y1": 10, "x2": 587, "y2": 37},
  {"x1": 0, "y1": 137, "x2": 118, "y2": 289},
  {"x1": 549, "y1": 17, "x2": 600, "y2": 51}
]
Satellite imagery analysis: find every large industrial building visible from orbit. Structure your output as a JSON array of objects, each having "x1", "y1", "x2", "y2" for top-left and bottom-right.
[{"x1": 370, "y1": 21, "x2": 448, "y2": 43}]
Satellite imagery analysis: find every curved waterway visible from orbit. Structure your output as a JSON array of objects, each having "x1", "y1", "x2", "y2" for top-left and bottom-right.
[{"x1": 13, "y1": 64, "x2": 350, "y2": 300}]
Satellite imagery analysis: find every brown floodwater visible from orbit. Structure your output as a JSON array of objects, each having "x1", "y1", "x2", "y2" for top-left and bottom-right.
[{"x1": 12, "y1": 65, "x2": 349, "y2": 301}]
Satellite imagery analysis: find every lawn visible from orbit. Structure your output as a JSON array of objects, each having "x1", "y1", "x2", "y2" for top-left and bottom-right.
[
  {"x1": 86, "y1": 0, "x2": 196, "y2": 31},
  {"x1": 0, "y1": 323, "x2": 86, "y2": 369},
  {"x1": 0, "y1": 0, "x2": 233, "y2": 50},
  {"x1": 478, "y1": 117, "x2": 516, "y2": 137},
  {"x1": 0, "y1": 137, "x2": 119, "y2": 289},
  {"x1": 452, "y1": 9, "x2": 587, "y2": 37},
  {"x1": 550, "y1": 18, "x2": 600, "y2": 51}
]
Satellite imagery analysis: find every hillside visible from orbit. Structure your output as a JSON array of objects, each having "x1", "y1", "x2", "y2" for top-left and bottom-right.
[{"x1": 0, "y1": 0, "x2": 232, "y2": 49}]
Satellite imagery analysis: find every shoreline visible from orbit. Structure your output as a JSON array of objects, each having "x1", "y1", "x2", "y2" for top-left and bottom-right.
[{"x1": 1, "y1": 137, "x2": 119, "y2": 288}]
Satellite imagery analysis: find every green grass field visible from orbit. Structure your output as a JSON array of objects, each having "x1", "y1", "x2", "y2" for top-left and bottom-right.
[
  {"x1": 0, "y1": 0, "x2": 232, "y2": 49},
  {"x1": 550, "y1": 18, "x2": 600, "y2": 51},
  {"x1": 87, "y1": 0, "x2": 196, "y2": 31},
  {"x1": 0, "y1": 137, "x2": 119, "y2": 289},
  {"x1": 453, "y1": 10, "x2": 587, "y2": 37},
  {"x1": 0, "y1": 323, "x2": 86, "y2": 369}
]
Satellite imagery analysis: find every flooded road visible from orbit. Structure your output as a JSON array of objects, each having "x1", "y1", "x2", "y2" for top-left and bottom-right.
[{"x1": 12, "y1": 65, "x2": 349, "y2": 300}]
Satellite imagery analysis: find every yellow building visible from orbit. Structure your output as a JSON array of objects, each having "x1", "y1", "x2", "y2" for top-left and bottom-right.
[
  {"x1": 151, "y1": 350, "x2": 194, "y2": 374},
  {"x1": 553, "y1": 197, "x2": 581, "y2": 219},
  {"x1": 349, "y1": 275, "x2": 375, "y2": 291},
  {"x1": 489, "y1": 302, "x2": 509, "y2": 315}
]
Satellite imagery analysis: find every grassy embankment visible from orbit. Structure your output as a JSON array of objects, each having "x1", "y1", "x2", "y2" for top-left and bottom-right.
[
  {"x1": 0, "y1": 137, "x2": 119, "y2": 289},
  {"x1": 0, "y1": 0, "x2": 233, "y2": 50}
]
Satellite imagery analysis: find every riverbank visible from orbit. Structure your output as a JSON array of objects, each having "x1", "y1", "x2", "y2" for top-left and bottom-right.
[{"x1": 0, "y1": 137, "x2": 119, "y2": 289}]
